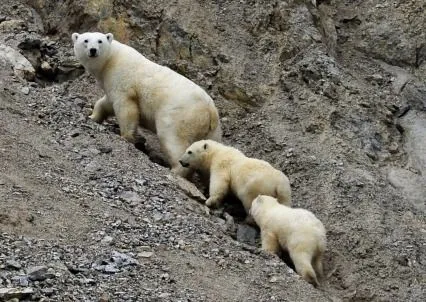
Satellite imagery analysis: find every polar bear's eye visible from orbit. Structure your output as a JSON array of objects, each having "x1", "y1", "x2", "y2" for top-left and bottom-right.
[
  {"x1": 84, "y1": 39, "x2": 88, "y2": 43},
  {"x1": 188, "y1": 151, "x2": 192, "y2": 154},
  {"x1": 98, "y1": 40, "x2": 103, "y2": 44}
]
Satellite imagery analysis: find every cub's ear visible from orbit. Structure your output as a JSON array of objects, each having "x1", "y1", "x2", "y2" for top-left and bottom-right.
[
  {"x1": 71, "y1": 33, "x2": 79, "y2": 43},
  {"x1": 203, "y1": 143, "x2": 208, "y2": 150},
  {"x1": 106, "y1": 33, "x2": 114, "y2": 43}
]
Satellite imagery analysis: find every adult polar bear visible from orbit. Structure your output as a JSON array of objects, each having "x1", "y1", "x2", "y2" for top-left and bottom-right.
[{"x1": 72, "y1": 32, "x2": 221, "y2": 176}]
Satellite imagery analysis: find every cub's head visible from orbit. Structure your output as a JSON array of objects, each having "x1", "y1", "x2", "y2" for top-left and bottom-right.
[
  {"x1": 179, "y1": 140, "x2": 212, "y2": 169},
  {"x1": 250, "y1": 195, "x2": 279, "y2": 217},
  {"x1": 71, "y1": 32, "x2": 113, "y2": 63}
]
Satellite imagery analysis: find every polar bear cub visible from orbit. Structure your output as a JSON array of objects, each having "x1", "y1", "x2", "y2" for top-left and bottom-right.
[
  {"x1": 71, "y1": 32, "x2": 221, "y2": 176},
  {"x1": 178, "y1": 140, "x2": 291, "y2": 215},
  {"x1": 251, "y1": 195, "x2": 326, "y2": 287}
]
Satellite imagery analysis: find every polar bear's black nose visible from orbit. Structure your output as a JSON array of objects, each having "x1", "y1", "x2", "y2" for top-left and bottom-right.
[
  {"x1": 179, "y1": 160, "x2": 189, "y2": 168},
  {"x1": 89, "y1": 48, "x2": 97, "y2": 56}
]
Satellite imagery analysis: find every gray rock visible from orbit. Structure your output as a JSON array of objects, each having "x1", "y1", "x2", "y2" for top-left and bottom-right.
[
  {"x1": 100, "y1": 235, "x2": 114, "y2": 245},
  {"x1": 20, "y1": 87, "x2": 29, "y2": 95},
  {"x1": 400, "y1": 111, "x2": 426, "y2": 175},
  {"x1": 41, "y1": 287, "x2": 55, "y2": 296},
  {"x1": 0, "y1": 44, "x2": 35, "y2": 80},
  {"x1": 0, "y1": 19, "x2": 25, "y2": 32},
  {"x1": 388, "y1": 168, "x2": 426, "y2": 211},
  {"x1": 5, "y1": 260, "x2": 21, "y2": 270},
  {"x1": 0, "y1": 287, "x2": 34, "y2": 300},
  {"x1": 103, "y1": 264, "x2": 119, "y2": 274},
  {"x1": 167, "y1": 174, "x2": 206, "y2": 202},
  {"x1": 120, "y1": 191, "x2": 143, "y2": 204},
  {"x1": 138, "y1": 251, "x2": 154, "y2": 258},
  {"x1": 111, "y1": 251, "x2": 139, "y2": 267},
  {"x1": 26, "y1": 265, "x2": 54, "y2": 281},
  {"x1": 236, "y1": 224, "x2": 258, "y2": 245},
  {"x1": 223, "y1": 212, "x2": 236, "y2": 233},
  {"x1": 11, "y1": 275, "x2": 29, "y2": 287}
]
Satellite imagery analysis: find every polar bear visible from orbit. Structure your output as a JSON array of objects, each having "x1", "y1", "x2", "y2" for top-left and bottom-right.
[
  {"x1": 250, "y1": 195, "x2": 326, "y2": 287},
  {"x1": 71, "y1": 32, "x2": 221, "y2": 176},
  {"x1": 178, "y1": 140, "x2": 291, "y2": 216}
]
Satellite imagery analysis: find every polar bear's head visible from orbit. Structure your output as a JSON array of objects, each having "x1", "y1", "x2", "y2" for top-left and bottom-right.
[
  {"x1": 72, "y1": 32, "x2": 113, "y2": 64},
  {"x1": 250, "y1": 195, "x2": 279, "y2": 218},
  {"x1": 179, "y1": 140, "x2": 212, "y2": 169}
]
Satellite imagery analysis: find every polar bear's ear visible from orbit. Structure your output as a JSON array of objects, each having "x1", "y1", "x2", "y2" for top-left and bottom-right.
[
  {"x1": 203, "y1": 143, "x2": 208, "y2": 150},
  {"x1": 106, "y1": 33, "x2": 114, "y2": 43},
  {"x1": 72, "y1": 33, "x2": 79, "y2": 43}
]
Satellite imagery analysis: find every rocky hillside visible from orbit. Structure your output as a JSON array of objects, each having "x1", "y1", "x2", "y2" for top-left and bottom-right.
[{"x1": 0, "y1": 0, "x2": 425, "y2": 301}]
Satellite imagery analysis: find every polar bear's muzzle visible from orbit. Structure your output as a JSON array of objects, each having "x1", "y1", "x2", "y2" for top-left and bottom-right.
[
  {"x1": 179, "y1": 160, "x2": 190, "y2": 168},
  {"x1": 89, "y1": 48, "x2": 98, "y2": 57}
]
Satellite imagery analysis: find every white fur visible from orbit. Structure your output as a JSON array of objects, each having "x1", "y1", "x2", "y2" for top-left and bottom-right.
[
  {"x1": 72, "y1": 32, "x2": 221, "y2": 177},
  {"x1": 251, "y1": 195, "x2": 326, "y2": 287}
]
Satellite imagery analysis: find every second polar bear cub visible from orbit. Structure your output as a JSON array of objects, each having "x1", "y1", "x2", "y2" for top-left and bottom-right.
[
  {"x1": 179, "y1": 140, "x2": 291, "y2": 215},
  {"x1": 71, "y1": 32, "x2": 221, "y2": 176},
  {"x1": 251, "y1": 195, "x2": 326, "y2": 287}
]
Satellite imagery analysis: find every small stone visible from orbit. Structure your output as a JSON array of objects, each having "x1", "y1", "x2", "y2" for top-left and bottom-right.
[
  {"x1": 236, "y1": 224, "x2": 257, "y2": 245},
  {"x1": 389, "y1": 142, "x2": 399, "y2": 154},
  {"x1": 20, "y1": 87, "x2": 29, "y2": 95},
  {"x1": 223, "y1": 212, "x2": 236, "y2": 233},
  {"x1": 99, "y1": 292, "x2": 110, "y2": 302},
  {"x1": 70, "y1": 131, "x2": 80, "y2": 138},
  {"x1": 269, "y1": 275, "x2": 285, "y2": 283},
  {"x1": 81, "y1": 278, "x2": 96, "y2": 285},
  {"x1": 111, "y1": 251, "x2": 139, "y2": 267},
  {"x1": 167, "y1": 174, "x2": 206, "y2": 202},
  {"x1": 0, "y1": 287, "x2": 34, "y2": 300},
  {"x1": 120, "y1": 191, "x2": 142, "y2": 204},
  {"x1": 41, "y1": 287, "x2": 54, "y2": 296},
  {"x1": 0, "y1": 19, "x2": 25, "y2": 32},
  {"x1": 40, "y1": 61, "x2": 52, "y2": 72},
  {"x1": 6, "y1": 260, "x2": 21, "y2": 270},
  {"x1": 104, "y1": 264, "x2": 119, "y2": 274},
  {"x1": 11, "y1": 275, "x2": 29, "y2": 287},
  {"x1": 27, "y1": 266, "x2": 50, "y2": 281},
  {"x1": 101, "y1": 236, "x2": 114, "y2": 245},
  {"x1": 0, "y1": 44, "x2": 35, "y2": 80},
  {"x1": 153, "y1": 213, "x2": 163, "y2": 222},
  {"x1": 160, "y1": 273, "x2": 170, "y2": 280},
  {"x1": 138, "y1": 251, "x2": 154, "y2": 258},
  {"x1": 99, "y1": 146, "x2": 113, "y2": 154},
  {"x1": 158, "y1": 293, "x2": 171, "y2": 298}
]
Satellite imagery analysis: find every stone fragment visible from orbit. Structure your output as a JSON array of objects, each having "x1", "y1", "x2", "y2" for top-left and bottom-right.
[{"x1": 0, "y1": 44, "x2": 35, "y2": 80}]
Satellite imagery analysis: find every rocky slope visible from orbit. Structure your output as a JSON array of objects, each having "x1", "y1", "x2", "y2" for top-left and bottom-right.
[{"x1": 0, "y1": 0, "x2": 425, "y2": 301}]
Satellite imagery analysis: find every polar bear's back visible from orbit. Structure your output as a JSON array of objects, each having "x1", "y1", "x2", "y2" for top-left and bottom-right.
[
  {"x1": 109, "y1": 40, "x2": 213, "y2": 105},
  {"x1": 269, "y1": 207, "x2": 326, "y2": 249}
]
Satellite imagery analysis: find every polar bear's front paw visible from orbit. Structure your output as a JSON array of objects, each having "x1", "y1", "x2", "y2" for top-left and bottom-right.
[
  {"x1": 89, "y1": 113, "x2": 103, "y2": 124},
  {"x1": 205, "y1": 197, "x2": 218, "y2": 208}
]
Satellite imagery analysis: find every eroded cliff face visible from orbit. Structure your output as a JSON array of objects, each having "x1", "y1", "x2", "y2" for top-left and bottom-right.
[{"x1": 0, "y1": 0, "x2": 425, "y2": 301}]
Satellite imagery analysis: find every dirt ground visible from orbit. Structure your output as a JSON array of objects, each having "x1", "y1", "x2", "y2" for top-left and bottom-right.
[{"x1": 0, "y1": 0, "x2": 425, "y2": 301}]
